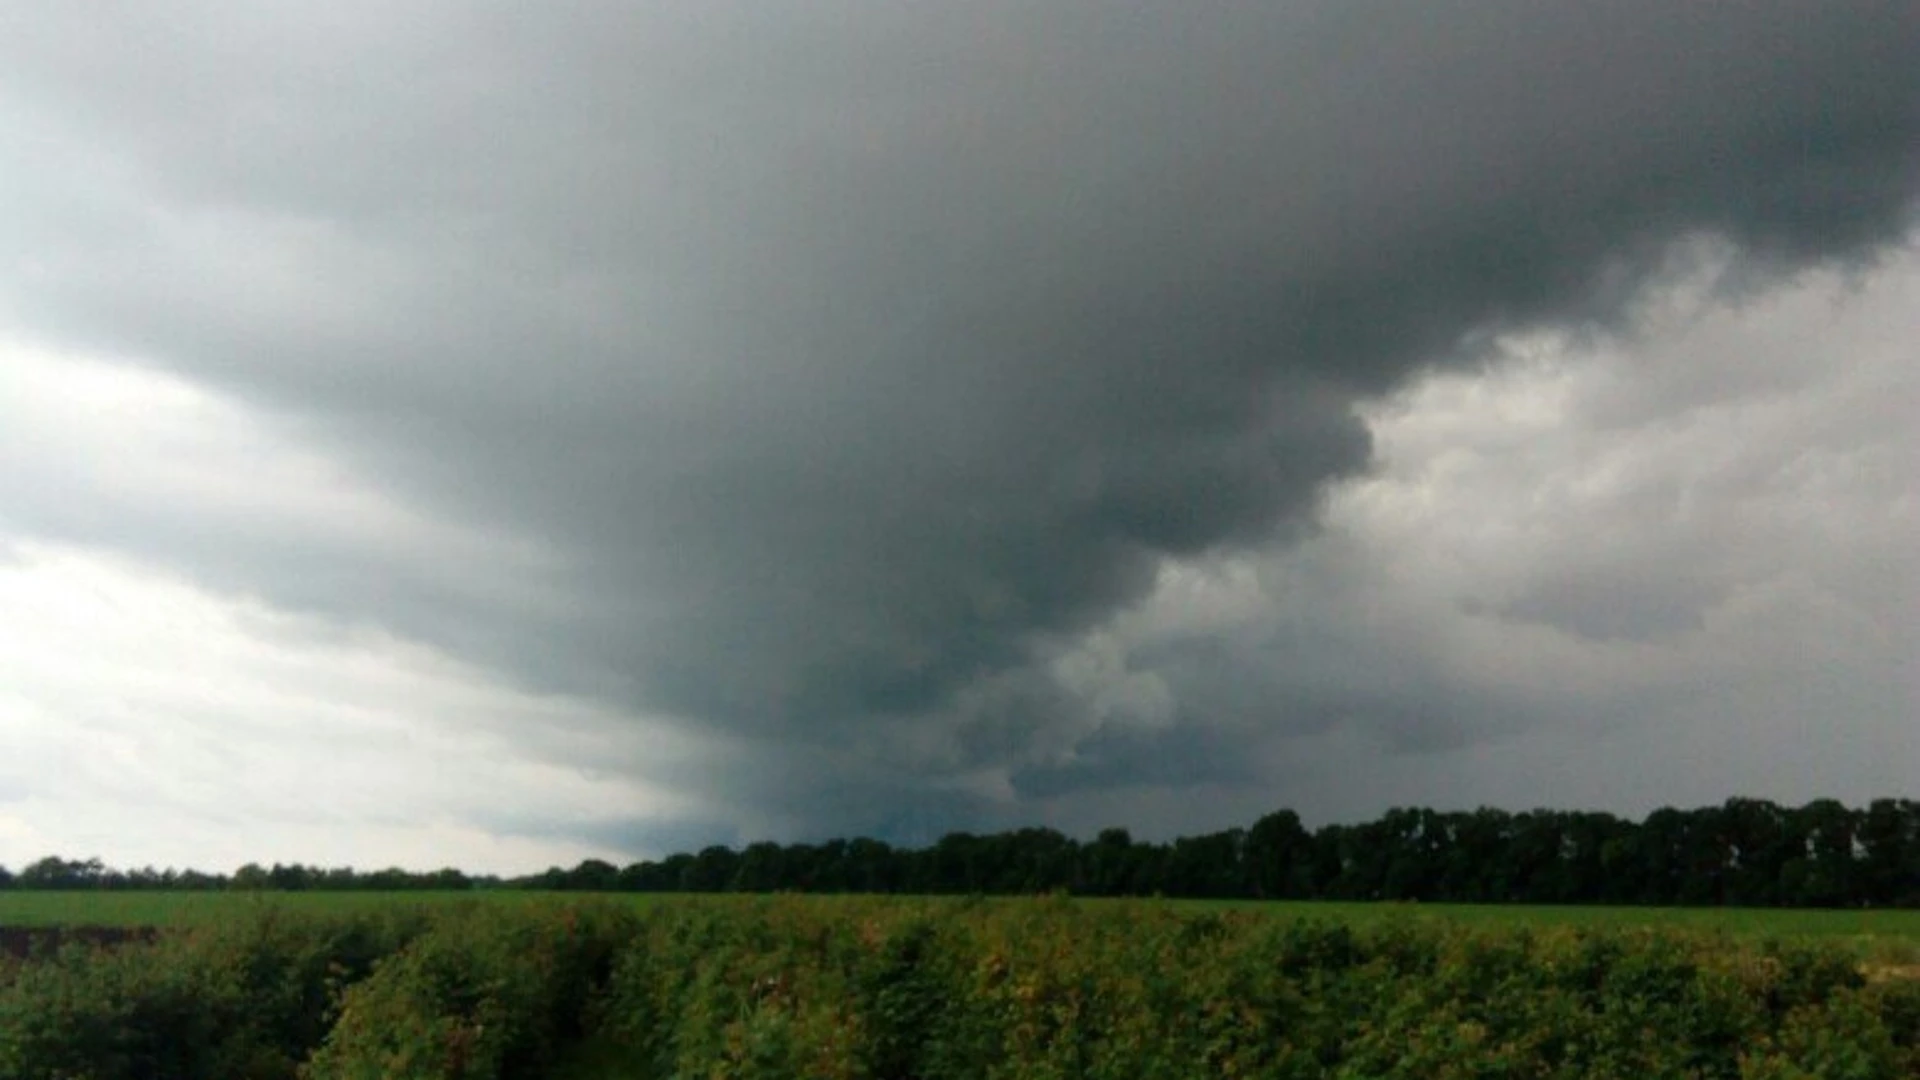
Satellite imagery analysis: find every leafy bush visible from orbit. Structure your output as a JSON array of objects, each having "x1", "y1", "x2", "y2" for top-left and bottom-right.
[
  {"x1": 0, "y1": 906, "x2": 427, "y2": 1080},
  {"x1": 302, "y1": 901, "x2": 634, "y2": 1080},
  {"x1": 4, "y1": 896, "x2": 1912, "y2": 1078},
  {"x1": 583, "y1": 897, "x2": 1917, "y2": 1080}
]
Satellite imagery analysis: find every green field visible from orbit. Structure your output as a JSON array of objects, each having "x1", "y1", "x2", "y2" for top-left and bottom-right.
[
  {"x1": 1177, "y1": 897, "x2": 1920, "y2": 958},
  {"x1": 4, "y1": 893, "x2": 1918, "y2": 1078},
  {"x1": 8, "y1": 889, "x2": 1917, "y2": 990},
  {"x1": 0, "y1": 888, "x2": 564, "y2": 928},
  {"x1": 7, "y1": 889, "x2": 1917, "y2": 959}
]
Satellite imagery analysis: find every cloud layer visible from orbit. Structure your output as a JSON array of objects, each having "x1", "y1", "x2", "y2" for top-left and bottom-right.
[{"x1": 1, "y1": 2, "x2": 1916, "y2": 865}]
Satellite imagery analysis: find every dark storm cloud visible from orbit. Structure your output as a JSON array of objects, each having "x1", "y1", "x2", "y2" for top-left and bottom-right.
[
  {"x1": 2, "y1": 1, "x2": 1918, "y2": 834},
  {"x1": 1011, "y1": 722, "x2": 1260, "y2": 802}
]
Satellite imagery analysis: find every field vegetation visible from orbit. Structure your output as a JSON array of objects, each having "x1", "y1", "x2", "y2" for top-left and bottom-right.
[
  {"x1": 3, "y1": 894, "x2": 1916, "y2": 1079},
  {"x1": 3, "y1": 797, "x2": 1913, "y2": 1075},
  {"x1": 6, "y1": 888, "x2": 1920, "y2": 944}
]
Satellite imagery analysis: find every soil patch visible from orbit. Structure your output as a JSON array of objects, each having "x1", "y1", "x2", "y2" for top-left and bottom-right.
[{"x1": 0, "y1": 924, "x2": 162, "y2": 960}]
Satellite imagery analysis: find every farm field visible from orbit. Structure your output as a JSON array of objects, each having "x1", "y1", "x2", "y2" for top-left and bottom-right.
[
  {"x1": 7, "y1": 888, "x2": 1919, "y2": 948},
  {"x1": 0, "y1": 887, "x2": 596, "y2": 929},
  {"x1": 3, "y1": 893, "x2": 1917, "y2": 1078},
  {"x1": 1163, "y1": 896, "x2": 1920, "y2": 947}
]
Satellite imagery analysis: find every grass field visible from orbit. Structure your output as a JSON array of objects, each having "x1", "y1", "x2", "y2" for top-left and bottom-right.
[
  {"x1": 0, "y1": 888, "x2": 563, "y2": 928},
  {"x1": 5, "y1": 889, "x2": 1917, "y2": 956},
  {"x1": 1179, "y1": 896, "x2": 1920, "y2": 951}
]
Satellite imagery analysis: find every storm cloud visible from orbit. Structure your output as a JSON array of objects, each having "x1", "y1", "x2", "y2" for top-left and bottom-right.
[{"x1": 1, "y1": 2, "x2": 1916, "y2": 862}]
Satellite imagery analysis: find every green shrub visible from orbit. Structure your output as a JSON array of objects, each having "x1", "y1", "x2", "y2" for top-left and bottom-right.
[
  {"x1": 0, "y1": 907, "x2": 427, "y2": 1080},
  {"x1": 6, "y1": 897, "x2": 1911, "y2": 1079},
  {"x1": 302, "y1": 901, "x2": 634, "y2": 1080},
  {"x1": 575, "y1": 898, "x2": 1910, "y2": 1079}
]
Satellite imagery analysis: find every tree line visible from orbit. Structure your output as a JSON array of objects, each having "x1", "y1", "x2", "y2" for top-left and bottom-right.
[
  {"x1": 3, "y1": 797, "x2": 1913, "y2": 906},
  {"x1": 0, "y1": 856, "x2": 491, "y2": 893},
  {"x1": 524, "y1": 797, "x2": 1917, "y2": 907}
]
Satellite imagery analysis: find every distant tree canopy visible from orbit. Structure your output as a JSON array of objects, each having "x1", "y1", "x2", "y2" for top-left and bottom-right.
[
  {"x1": 0, "y1": 858, "x2": 484, "y2": 893},
  {"x1": 526, "y1": 797, "x2": 1917, "y2": 907},
  {"x1": 2, "y1": 797, "x2": 1913, "y2": 907}
]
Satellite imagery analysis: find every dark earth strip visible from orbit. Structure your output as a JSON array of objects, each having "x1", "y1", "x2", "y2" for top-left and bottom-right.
[{"x1": 0, "y1": 925, "x2": 160, "y2": 960}]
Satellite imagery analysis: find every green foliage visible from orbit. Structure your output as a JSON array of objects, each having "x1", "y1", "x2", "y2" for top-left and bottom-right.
[
  {"x1": 2, "y1": 895, "x2": 1914, "y2": 1078},
  {"x1": 582, "y1": 897, "x2": 1918, "y2": 1079},
  {"x1": 584, "y1": 899, "x2": 869, "y2": 1079},
  {"x1": 302, "y1": 901, "x2": 635, "y2": 1080},
  {"x1": 0, "y1": 906, "x2": 428, "y2": 1080},
  {"x1": 0, "y1": 889, "x2": 554, "y2": 929},
  {"x1": 17, "y1": 797, "x2": 1910, "y2": 908},
  {"x1": 538, "y1": 797, "x2": 1920, "y2": 908}
]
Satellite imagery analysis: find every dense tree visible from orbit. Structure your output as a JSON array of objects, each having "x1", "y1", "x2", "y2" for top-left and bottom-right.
[
  {"x1": 1858, "y1": 798, "x2": 1920, "y2": 905},
  {"x1": 1443, "y1": 808, "x2": 1511, "y2": 901},
  {"x1": 1245, "y1": 811, "x2": 1313, "y2": 899},
  {"x1": 728, "y1": 842, "x2": 784, "y2": 893},
  {"x1": 2, "y1": 798, "x2": 1911, "y2": 906},
  {"x1": 15, "y1": 856, "x2": 106, "y2": 889},
  {"x1": 231, "y1": 863, "x2": 271, "y2": 890},
  {"x1": 580, "y1": 797, "x2": 1912, "y2": 907},
  {"x1": 1081, "y1": 827, "x2": 1141, "y2": 897},
  {"x1": 844, "y1": 837, "x2": 899, "y2": 893},
  {"x1": 563, "y1": 859, "x2": 620, "y2": 892},
  {"x1": 1787, "y1": 799, "x2": 1861, "y2": 907}
]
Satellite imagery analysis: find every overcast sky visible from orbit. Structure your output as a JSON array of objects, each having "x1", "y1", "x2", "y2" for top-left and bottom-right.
[{"x1": 2, "y1": 2, "x2": 1916, "y2": 874}]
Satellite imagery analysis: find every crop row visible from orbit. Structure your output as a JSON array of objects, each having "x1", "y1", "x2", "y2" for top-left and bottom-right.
[{"x1": 3, "y1": 896, "x2": 1916, "y2": 1078}]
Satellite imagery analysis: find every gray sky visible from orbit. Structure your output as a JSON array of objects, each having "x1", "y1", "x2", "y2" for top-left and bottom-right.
[{"x1": 1, "y1": 2, "x2": 1915, "y2": 873}]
